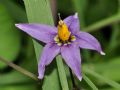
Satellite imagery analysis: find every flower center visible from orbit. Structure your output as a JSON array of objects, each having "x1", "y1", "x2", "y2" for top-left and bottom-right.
[
  {"x1": 54, "y1": 34, "x2": 76, "y2": 46},
  {"x1": 55, "y1": 14, "x2": 76, "y2": 46},
  {"x1": 58, "y1": 20, "x2": 71, "y2": 42}
]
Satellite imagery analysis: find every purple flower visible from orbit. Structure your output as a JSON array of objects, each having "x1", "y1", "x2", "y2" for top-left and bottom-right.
[{"x1": 15, "y1": 13, "x2": 105, "y2": 81}]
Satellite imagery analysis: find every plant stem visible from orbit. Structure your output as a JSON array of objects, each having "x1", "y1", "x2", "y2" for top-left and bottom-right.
[
  {"x1": 83, "y1": 74, "x2": 98, "y2": 90},
  {"x1": 69, "y1": 68, "x2": 76, "y2": 88},
  {"x1": 83, "y1": 14, "x2": 120, "y2": 32},
  {"x1": 108, "y1": 0, "x2": 120, "y2": 51},
  {"x1": 56, "y1": 55, "x2": 69, "y2": 90},
  {"x1": 118, "y1": 0, "x2": 120, "y2": 12},
  {"x1": 83, "y1": 67, "x2": 120, "y2": 89},
  {"x1": 0, "y1": 56, "x2": 38, "y2": 81},
  {"x1": 108, "y1": 23, "x2": 119, "y2": 50},
  {"x1": 69, "y1": 68, "x2": 79, "y2": 90}
]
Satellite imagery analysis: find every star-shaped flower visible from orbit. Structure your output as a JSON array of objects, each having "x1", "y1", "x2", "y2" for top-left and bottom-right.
[{"x1": 15, "y1": 13, "x2": 105, "y2": 81}]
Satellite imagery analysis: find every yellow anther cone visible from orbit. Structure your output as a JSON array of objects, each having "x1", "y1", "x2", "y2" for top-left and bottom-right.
[{"x1": 58, "y1": 20, "x2": 71, "y2": 42}]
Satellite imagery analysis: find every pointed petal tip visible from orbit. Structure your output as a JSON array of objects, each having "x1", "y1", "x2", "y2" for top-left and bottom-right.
[
  {"x1": 38, "y1": 75, "x2": 43, "y2": 80},
  {"x1": 74, "y1": 12, "x2": 78, "y2": 18},
  {"x1": 15, "y1": 24, "x2": 25, "y2": 31},
  {"x1": 15, "y1": 24, "x2": 22, "y2": 28},
  {"x1": 78, "y1": 76, "x2": 82, "y2": 81},
  {"x1": 100, "y1": 51, "x2": 106, "y2": 55},
  {"x1": 15, "y1": 24, "x2": 19, "y2": 27}
]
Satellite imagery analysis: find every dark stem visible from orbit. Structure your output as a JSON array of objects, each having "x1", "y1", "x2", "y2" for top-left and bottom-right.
[
  {"x1": 69, "y1": 68, "x2": 78, "y2": 90},
  {"x1": 0, "y1": 56, "x2": 39, "y2": 81}
]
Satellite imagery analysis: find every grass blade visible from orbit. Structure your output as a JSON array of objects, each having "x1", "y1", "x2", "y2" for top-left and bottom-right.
[
  {"x1": 83, "y1": 74, "x2": 98, "y2": 90},
  {"x1": 83, "y1": 68, "x2": 120, "y2": 89},
  {"x1": 1, "y1": 0, "x2": 27, "y2": 22},
  {"x1": 83, "y1": 14, "x2": 120, "y2": 32},
  {"x1": 23, "y1": 0, "x2": 60, "y2": 90},
  {"x1": 72, "y1": 0, "x2": 88, "y2": 28},
  {"x1": 23, "y1": 0, "x2": 69, "y2": 89},
  {"x1": 56, "y1": 55, "x2": 69, "y2": 90}
]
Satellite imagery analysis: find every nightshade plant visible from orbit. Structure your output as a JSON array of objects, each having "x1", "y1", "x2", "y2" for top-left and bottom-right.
[{"x1": 15, "y1": 13, "x2": 105, "y2": 81}]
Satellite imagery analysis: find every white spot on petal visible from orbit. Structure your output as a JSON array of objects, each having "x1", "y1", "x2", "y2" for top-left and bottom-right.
[
  {"x1": 74, "y1": 12, "x2": 78, "y2": 18},
  {"x1": 38, "y1": 75, "x2": 43, "y2": 79},
  {"x1": 15, "y1": 24, "x2": 19, "y2": 26},
  {"x1": 78, "y1": 76, "x2": 82, "y2": 81},
  {"x1": 100, "y1": 51, "x2": 106, "y2": 55}
]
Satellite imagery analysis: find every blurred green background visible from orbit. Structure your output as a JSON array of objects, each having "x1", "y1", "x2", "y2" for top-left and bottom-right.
[{"x1": 0, "y1": 0, "x2": 120, "y2": 90}]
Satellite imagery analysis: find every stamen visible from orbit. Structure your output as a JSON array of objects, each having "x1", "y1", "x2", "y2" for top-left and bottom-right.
[
  {"x1": 57, "y1": 13, "x2": 71, "y2": 42},
  {"x1": 54, "y1": 35, "x2": 59, "y2": 42},
  {"x1": 71, "y1": 35, "x2": 76, "y2": 41},
  {"x1": 68, "y1": 42, "x2": 71, "y2": 44},
  {"x1": 57, "y1": 42, "x2": 62, "y2": 46},
  {"x1": 54, "y1": 35, "x2": 76, "y2": 46}
]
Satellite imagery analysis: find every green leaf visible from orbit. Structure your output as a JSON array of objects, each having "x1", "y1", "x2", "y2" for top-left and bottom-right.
[
  {"x1": 23, "y1": 0, "x2": 64, "y2": 90},
  {"x1": 86, "y1": 0, "x2": 117, "y2": 25},
  {"x1": 0, "y1": 50, "x2": 37, "y2": 85},
  {"x1": 0, "y1": 71, "x2": 34, "y2": 85},
  {"x1": 91, "y1": 57, "x2": 120, "y2": 82},
  {"x1": 56, "y1": 55, "x2": 69, "y2": 90},
  {"x1": 0, "y1": 0, "x2": 27, "y2": 22},
  {"x1": 83, "y1": 13, "x2": 120, "y2": 32},
  {"x1": 58, "y1": 0, "x2": 74, "y2": 14},
  {"x1": 0, "y1": 4, "x2": 21, "y2": 69},
  {"x1": 83, "y1": 74, "x2": 98, "y2": 90},
  {"x1": 72, "y1": 0, "x2": 88, "y2": 28},
  {"x1": 109, "y1": 23, "x2": 120, "y2": 49},
  {"x1": 83, "y1": 67, "x2": 120, "y2": 89},
  {"x1": 0, "y1": 84, "x2": 36, "y2": 90}
]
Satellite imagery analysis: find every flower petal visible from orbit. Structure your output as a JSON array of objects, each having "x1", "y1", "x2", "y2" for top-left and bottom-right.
[
  {"x1": 61, "y1": 44, "x2": 82, "y2": 81},
  {"x1": 38, "y1": 43, "x2": 60, "y2": 79},
  {"x1": 15, "y1": 24, "x2": 57, "y2": 43},
  {"x1": 76, "y1": 31, "x2": 105, "y2": 55},
  {"x1": 64, "y1": 13, "x2": 80, "y2": 33}
]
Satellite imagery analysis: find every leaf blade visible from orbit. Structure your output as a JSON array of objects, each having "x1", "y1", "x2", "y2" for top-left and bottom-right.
[
  {"x1": 83, "y1": 74, "x2": 98, "y2": 90},
  {"x1": 23, "y1": 0, "x2": 69, "y2": 90}
]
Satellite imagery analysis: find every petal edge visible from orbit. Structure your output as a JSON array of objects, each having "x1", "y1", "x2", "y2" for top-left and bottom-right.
[
  {"x1": 64, "y1": 13, "x2": 80, "y2": 34},
  {"x1": 61, "y1": 44, "x2": 82, "y2": 81},
  {"x1": 76, "y1": 31, "x2": 105, "y2": 55},
  {"x1": 38, "y1": 43, "x2": 60, "y2": 79},
  {"x1": 15, "y1": 24, "x2": 57, "y2": 43}
]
